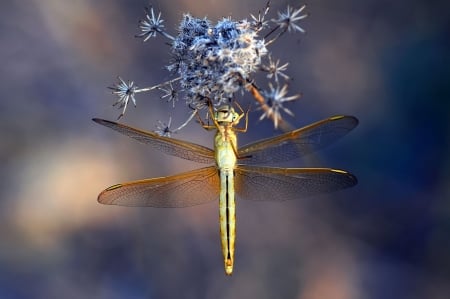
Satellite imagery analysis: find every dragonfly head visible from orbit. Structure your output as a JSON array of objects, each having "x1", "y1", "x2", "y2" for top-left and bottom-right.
[{"x1": 215, "y1": 105, "x2": 240, "y2": 125}]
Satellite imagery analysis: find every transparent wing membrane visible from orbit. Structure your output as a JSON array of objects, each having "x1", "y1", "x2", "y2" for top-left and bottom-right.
[
  {"x1": 238, "y1": 115, "x2": 358, "y2": 165},
  {"x1": 94, "y1": 115, "x2": 358, "y2": 206},
  {"x1": 235, "y1": 165, "x2": 357, "y2": 201},
  {"x1": 98, "y1": 166, "x2": 220, "y2": 207},
  {"x1": 93, "y1": 118, "x2": 215, "y2": 164}
]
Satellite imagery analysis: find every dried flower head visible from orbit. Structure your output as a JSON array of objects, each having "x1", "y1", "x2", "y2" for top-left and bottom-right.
[
  {"x1": 259, "y1": 83, "x2": 300, "y2": 128},
  {"x1": 108, "y1": 77, "x2": 137, "y2": 119},
  {"x1": 262, "y1": 55, "x2": 290, "y2": 82},
  {"x1": 272, "y1": 5, "x2": 308, "y2": 33},
  {"x1": 107, "y1": 2, "x2": 307, "y2": 130},
  {"x1": 155, "y1": 117, "x2": 174, "y2": 137}
]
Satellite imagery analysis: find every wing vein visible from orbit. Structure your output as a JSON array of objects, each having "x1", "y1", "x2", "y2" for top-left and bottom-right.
[
  {"x1": 238, "y1": 115, "x2": 358, "y2": 165},
  {"x1": 93, "y1": 118, "x2": 215, "y2": 164}
]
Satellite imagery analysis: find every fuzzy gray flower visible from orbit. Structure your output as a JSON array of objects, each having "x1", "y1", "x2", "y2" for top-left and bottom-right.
[
  {"x1": 273, "y1": 5, "x2": 308, "y2": 33},
  {"x1": 107, "y1": 2, "x2": 307, "y2": 131},
  {"x1": 108, "y1": 77, "x2": 137, "y2": 119},
  {"x1": 136, "y1": 7, "x2": 174, "y2": 41},
  {"x1": 259, "y1": 83, "x2": 300, "y2": 128},
  {"x1": 155, "y1": 117, "x2": 174, "y2": 137},
  {"x1": 263, "y1": 55, "x2": 290, "y2": 82}
]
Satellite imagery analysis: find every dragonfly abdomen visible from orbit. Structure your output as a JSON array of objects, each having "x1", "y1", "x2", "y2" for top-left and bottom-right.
[{"x1": 219, "y1": 169, "x2": 236, "y2": 275}]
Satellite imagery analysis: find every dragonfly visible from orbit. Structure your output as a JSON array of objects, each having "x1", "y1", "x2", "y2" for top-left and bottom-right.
[{"x1": 93, "y1": 105, "x2": 358, "y2": 275}]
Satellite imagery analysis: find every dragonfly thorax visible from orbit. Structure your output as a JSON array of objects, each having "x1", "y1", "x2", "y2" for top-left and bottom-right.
[{"x1": 214, "y1": 126, "x2": 237, "y2": 171}]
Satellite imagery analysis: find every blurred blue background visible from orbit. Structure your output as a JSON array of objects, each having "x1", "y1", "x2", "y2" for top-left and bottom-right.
[{"x1": 1, "y1": 0, "x2": 449, "y2": 298}]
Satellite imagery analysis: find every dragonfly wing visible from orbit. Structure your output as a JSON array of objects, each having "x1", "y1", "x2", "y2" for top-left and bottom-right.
[
  {"x1": 93, "y1": 118, "x2": 215, "y2": 164},
  {"x1": 234, "y1": 165, "x2": 357, "y2": 201},
  {"x1": 98, "y1": 166, "x2": 220, "y2": 207},
  {"x1": 238, "y1": 115, "x2": 358, "y2": 165}
]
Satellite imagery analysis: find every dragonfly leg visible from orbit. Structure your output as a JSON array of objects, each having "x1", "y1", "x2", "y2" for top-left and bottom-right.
[{"x1": 195, "y1": 108, "x2": 216, "y2": 131}]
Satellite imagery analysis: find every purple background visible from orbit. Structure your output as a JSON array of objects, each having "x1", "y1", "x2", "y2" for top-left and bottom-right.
[{"x1": 1, "y1": 0, "x2": 449, "y2": 298}]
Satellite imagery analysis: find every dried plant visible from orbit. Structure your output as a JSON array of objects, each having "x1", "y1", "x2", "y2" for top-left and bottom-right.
[{"x1": 107, "y1": 1, "x2": 308, "y2": 133}]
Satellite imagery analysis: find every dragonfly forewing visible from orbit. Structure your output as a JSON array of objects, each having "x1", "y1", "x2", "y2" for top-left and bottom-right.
[
  {"x1": 98, "y1": 166, "x2": 220, "y2": 207},
  {"x1": 93, "y1": 118, "x2": 215, "y2": 164},
  {"x1": 238, "y1": 115, "x2": 358, "y2": 165},
  {"x1": 234, "y1": 165, "x2": 357, "y2": 201}
]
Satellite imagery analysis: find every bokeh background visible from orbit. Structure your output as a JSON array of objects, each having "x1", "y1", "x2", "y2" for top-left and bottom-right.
[{"x1": 1, "y1": 0, "x2": 449, "y2": 298}]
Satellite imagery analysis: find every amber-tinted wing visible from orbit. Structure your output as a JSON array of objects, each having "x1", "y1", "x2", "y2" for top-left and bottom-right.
[
  {"x1": 93, "y1": 118, "x2": 215, "y2": 164},
  {"x1": 234, "y1": 165, "x2": 357, "y2": 201},
  {"x1": 98, "y1": 166, "x2": 220, "y2": 207},
  {"x1": 238, "y1": 115, "x2": 358, "y2": 165}
]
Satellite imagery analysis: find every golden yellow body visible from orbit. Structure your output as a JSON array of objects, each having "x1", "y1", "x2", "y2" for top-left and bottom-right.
[
  {"x1": 212, "y1": 106, "x2": 243, "y2": 275},
  {"x1": 93, "y1": 111, "x2": 358, "y2": 276}
]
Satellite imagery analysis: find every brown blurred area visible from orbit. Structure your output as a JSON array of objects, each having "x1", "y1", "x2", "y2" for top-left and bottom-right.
[{"x1": 1, "y1": 0, "x2": 449, "y2": 298}]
